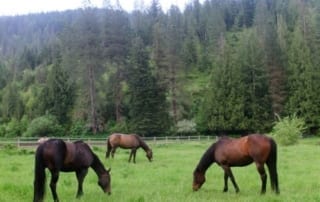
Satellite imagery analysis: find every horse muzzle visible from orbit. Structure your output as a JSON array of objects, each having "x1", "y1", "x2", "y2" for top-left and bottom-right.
[
  {"x1": 104, "y1": 188, "x2": 111, "y2": 195},
  {"x1": 192, "y1": 184, "x2": 200, "y2": 191}
]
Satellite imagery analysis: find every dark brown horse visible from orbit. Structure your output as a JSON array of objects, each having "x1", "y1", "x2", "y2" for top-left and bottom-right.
[
  {"x1": 106, "y1": 133, "x2": 153, "y2": 163},
  {"x1": 193, "y1": 134, "x2": 279, "y2": 194},
  {"x1": 33, "y1": 139, "x2": 111, "y2": 202}
]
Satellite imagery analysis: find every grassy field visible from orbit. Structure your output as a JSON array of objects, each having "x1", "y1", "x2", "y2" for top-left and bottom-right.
[{"x1": 0, "y1": 137, "x2": 319, "y2": 202}]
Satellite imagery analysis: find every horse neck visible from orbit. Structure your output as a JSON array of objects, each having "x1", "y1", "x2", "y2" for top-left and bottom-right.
[
  {"x1": 137, "y1": 136, "x2": 150, "y2": 152},
  {"x1": 90, "y1": 153, "x2": 107, "y2": 177},
  {"x1": 196, "y1": 143, "x2": 216, "y2": 174}
]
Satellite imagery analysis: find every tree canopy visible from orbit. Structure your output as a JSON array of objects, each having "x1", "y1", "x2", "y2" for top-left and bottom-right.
[{"x1": 0, "y1": 0, "x2": 319, "y2": 137}]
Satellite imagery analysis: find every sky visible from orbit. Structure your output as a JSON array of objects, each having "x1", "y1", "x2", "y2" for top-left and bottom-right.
[{"x1": 0, "y1": 0, "x2": 193, "y2": 16}]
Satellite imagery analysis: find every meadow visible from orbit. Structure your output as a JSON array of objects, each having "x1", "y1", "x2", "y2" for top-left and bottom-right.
[{"x1": 0, "y1": 137, "x2": 319, "y2": 202}]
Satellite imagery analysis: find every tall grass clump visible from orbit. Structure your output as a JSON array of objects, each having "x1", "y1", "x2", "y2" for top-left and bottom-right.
[{"x1": 271, "y1": 114, "x2": 306, "y2": 146}]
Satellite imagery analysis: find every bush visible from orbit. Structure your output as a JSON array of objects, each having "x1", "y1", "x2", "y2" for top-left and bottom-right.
[
  {"x1": 270, "y1": 114, "x2": 306, "y2": 146},
  {"x1": 23, "y1": 114, "x2": 64, "y2": 137},
  {"x1": 69, "y1": 120, "x2": 89, "y2": 137},
  {"x1": 4, "y1": 118, "x2": 21, "y2": 137},
  {"x1": 107, "y1": 120, "x2": 129, "y2": 134},
  {"x1": 0, "y1": 124, "x2": 6, "y2": 137},
  {"x1": 176, "y1": 119, "x2": 197, "y2": 136}
]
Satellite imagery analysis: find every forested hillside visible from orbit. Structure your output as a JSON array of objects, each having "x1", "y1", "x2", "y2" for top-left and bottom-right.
[{"x1": 0, "y1": 0, "x2": 319, "y2": 137}]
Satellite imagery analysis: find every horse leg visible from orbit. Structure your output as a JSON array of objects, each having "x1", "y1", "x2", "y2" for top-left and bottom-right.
[
  {"x1": 128, "y1": 150, "x2": 133, "y2": 163},
  {"x1": 266, "y1": 158, "x2": 280, "y2": 194},
  {"x1": 49, "y1": 170, "x2": 60, "y2": 202},
  {"x1": 111, "y1": 147, "x2": 116, "y2": 159},
  {"x1": 223, "y1": 172, "x2": 229, "y2": 192},
  {"x1": 256, "y1": 163, "x2": 267, "y2": 194},
  {"x1": 222, "y1": 166, "x2": 239, "y2": 193},
  {"x1": 132, "y1": 149, "x2": 137, "y2": 163},
  {"x1": 106, "y1": 147, "x2": 111, "y2": 158},
  {"x1": 76, "y1": 169, "x2": 88, "y2": 198}
]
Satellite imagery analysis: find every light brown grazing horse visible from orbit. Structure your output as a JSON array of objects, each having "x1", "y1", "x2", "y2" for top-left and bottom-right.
[
  {"x1": 193, "y1": 134, "x2": 279, "y2": 194},
  {"x1": 106, "y1": 133, "x2": 153, "y2": 163}
]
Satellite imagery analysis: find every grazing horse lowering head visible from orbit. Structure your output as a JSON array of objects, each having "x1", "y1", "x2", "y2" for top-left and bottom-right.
[
  {"x1": 192, "y1": 134, "x2": 280, "y2": 194},
  {"x1": 106, "y1": 133, "x2": 153, "y2": 163},
  {"x1": 146, "y1": 149, "x2": 153, "y2": 162},
  {"x1": 33, "y1": 139, "x2": 112, "y2": 202},
  {"x1": 193, "y1": 169, "x2": 206, "y2": 191},
  {"x1": 98, "y1": 168, "x2": 111, "y2": 194}
]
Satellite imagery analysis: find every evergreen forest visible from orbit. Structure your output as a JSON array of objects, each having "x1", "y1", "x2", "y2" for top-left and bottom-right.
[{"x1": 0, "y1": 0, "x2": 319, "y2": 137}]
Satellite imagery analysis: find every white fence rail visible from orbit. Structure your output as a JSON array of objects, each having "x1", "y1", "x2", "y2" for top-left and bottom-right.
[{"x1": 0, "y1": 136, "x2": 218, "y2": 148}]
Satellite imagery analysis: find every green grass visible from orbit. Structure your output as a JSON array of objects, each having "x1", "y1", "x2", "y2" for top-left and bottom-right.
[{"x1": 0, "y1": 138, "x2": 320, "y2": 202}]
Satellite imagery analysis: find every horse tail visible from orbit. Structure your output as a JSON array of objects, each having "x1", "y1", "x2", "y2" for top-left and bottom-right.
[
  {"x1": 33, "y1": 144, "x2": 46, "y2": 202},
  {"x1": 106, "y1": 138, "x2": 111, "y2": 158},
  {"x1": 266, "y1": 138, "x2": 280, "y2": 194}
]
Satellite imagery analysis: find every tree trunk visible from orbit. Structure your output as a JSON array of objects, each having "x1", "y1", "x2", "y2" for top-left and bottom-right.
[
  {"x1": 115, "y1": 69, "x2": 123, "y2": 123},
  {"x1": 88, "y1": 64, "x2": 98, "y2": 134},
  {"x1": 170, "y1": 63, "x2": 177, "y2": 124}
]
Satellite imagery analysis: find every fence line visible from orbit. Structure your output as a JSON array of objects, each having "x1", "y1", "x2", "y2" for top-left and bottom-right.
[{"x1": 0, "y1": 136, "x2": 218, "y2": 149}]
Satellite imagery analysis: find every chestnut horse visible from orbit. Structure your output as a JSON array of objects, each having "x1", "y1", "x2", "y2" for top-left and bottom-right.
[
  {"x1": 193, "y1": 134, "x2": 279, "y2": 194},
  {"x1": 33, "y1": 139, "x2": 111, "y2": 202},
  {"x1": 106, "y1": 133, "x2": 153, "y2": 163}
]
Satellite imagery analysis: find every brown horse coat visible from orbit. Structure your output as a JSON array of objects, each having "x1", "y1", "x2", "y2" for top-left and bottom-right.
[
  {"x1": 108, "y1": 133, "x2": 140, "y2": 149},
  {"x1": 106, "y1": 133, "x2": 153, "y2": 163},
  {"x1": 214, "y1": 135, "x2": 271, "y2": 167},
  {"x1": 193, "y1": 134, "x2": 279, "y2": 194}
]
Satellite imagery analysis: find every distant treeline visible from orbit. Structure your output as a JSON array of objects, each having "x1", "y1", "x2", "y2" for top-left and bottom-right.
[{"x1": 0, "y1": 0, "x2": 319, "y2": 137}]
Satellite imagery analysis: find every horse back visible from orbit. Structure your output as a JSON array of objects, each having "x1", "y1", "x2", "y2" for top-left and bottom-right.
[
  {"x1": 64, "y1": 142, "x2": 76, "y2": 165},
  {"x1": 109, "y1": 133, "x2": 140, "y2": 148},
  {"x1": 246, "y1": 134, "x2": 272, "y2": 162},
  {"x1": 214, "y1": 134, "x2": 272, "y2": 166},
  {"x1": 38, "y1": 139, "x2": 67, "y2": 170},
  {"x1": 62, "y1": 141, "x2": 94, "y2": 171}
]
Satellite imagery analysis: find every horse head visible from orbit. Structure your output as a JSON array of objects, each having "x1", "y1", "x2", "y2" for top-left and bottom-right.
[
  {"x1": 193, "y1": 169, "x2": 206, "y2": 191},
  {"x1": 146, "y1": 150, "x2": 153, "y2": 162},
  {"x1": 98, "y1": 168, "x2": 111, "y2": 195}
]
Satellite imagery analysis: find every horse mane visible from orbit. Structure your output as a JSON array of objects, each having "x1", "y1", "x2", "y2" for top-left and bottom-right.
[
  {"x1": 195, "y1": 142, "x2": 216, "y2": 173},
  {"x1": 134, "y1": 134, "x2": 150, "y2": 151},
  {"x1": 91, "y1": 151, "x2": 108, "y2": 175},
  {"x1": 77, "y1": 142, "x2": 108, "y2": 175},
  {"x1": 73, "y1": 140, "x2": 85, "y2": 144}
]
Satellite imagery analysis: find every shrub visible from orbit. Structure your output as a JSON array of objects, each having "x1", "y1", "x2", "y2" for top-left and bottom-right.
[
  {"x1": 176, "y1": 119, "x2": 197, "y2": 136},
  {"x1": 23, "y1": 114, "x2": 63, "y2": 137},
  {"x1": 0, "y1": 124, "x2": 6, "y2": 137},
  {"x1": 107, "y1": 120, "x2": 129, "y2": 134},
  {"x1": 270, "y1": 114, "x2": 306, "y2": 146},
  {"x1": 69, "y1": 120, "x2": 89, "y2": 137},
  {"x1": 4, "y1": 118, "x2": 27, "y2": 137}
]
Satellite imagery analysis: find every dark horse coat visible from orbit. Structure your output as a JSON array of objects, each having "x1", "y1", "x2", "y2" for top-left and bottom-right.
[{"x1": 33, "y1": 139, "x2": 111, "y2": 202}]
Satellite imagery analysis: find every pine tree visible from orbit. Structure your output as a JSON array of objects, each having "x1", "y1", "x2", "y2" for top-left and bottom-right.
[
  {"x1": 286, "y1": 19, "x2": 320, "y2": 132},
  {"x1": 42, "y1": 61, "x2": 75, "y2": 124},
  {"x1": 69, "y1": 7, "x2": 102, "y2": 134},
  {"x1": 198, "y1": 34, "x2": 246, "y2": 133},
  {"x1": 1, "y1": 82, "x2": 24, "y2": 121},
  {"x1": 103, "y1": 9, "x2": 131, "y2": 123},
  {"x1": 238, "y1": 29, "x2": 273, "y2": 132},
  {"x1": 254, "y1": 0, "x2": 287, "y2": 115},
  {"x1": 127, "y1": 37, "x2": 170, "y2": 136}
]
